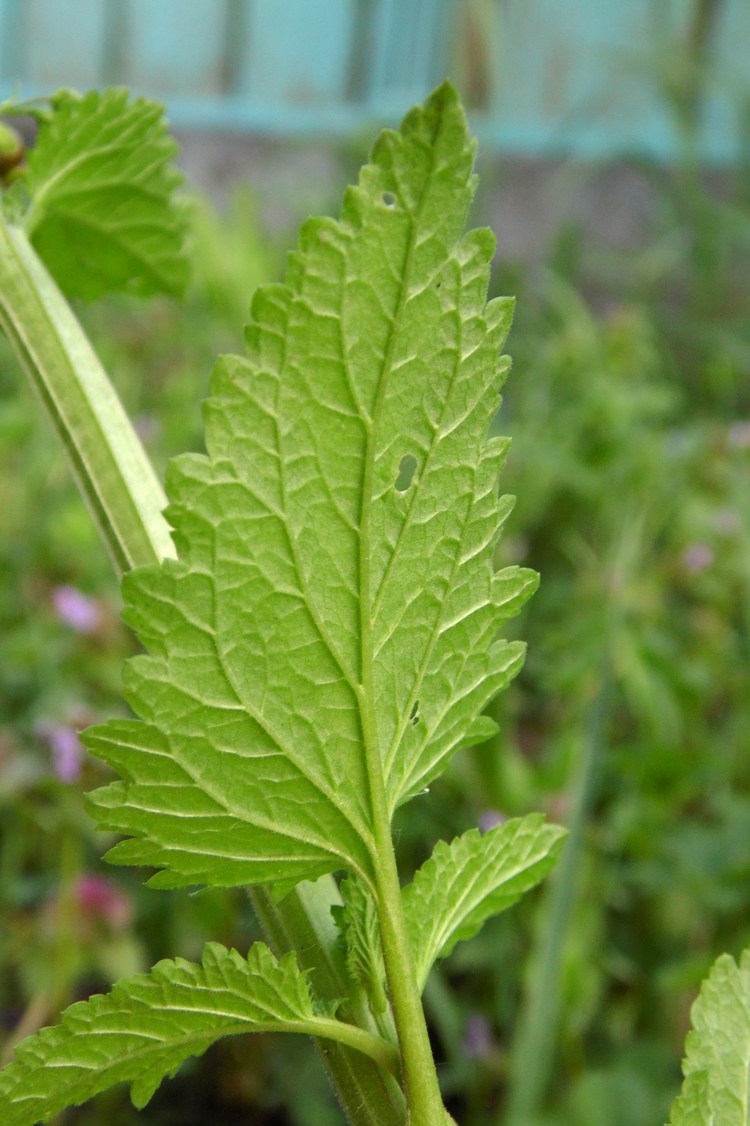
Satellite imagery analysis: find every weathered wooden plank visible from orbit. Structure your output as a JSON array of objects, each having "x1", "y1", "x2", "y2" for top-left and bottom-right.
[
  {"x1": 126, "y1": 0, "x2": 226, "y2": 96},
  {"x1": 240, "y1": 0, "x2": 356, "y2": 106},
  {"x1": 364, "y1": 0, "x2": 453, "y2": 106},
  {"x1": 15, "y1": 0, "x2": 107, "y2": 90},
  {"x1": 0, "y1": 0, "x2": 747, "y2": 163},
  {"x1": 0, "y1": 0, "x2": 26, "y2": 83},
  {"x1": 489, "y1": 0, "x2": 748, "y2": 160},
  {"x1": 703, "y1": 0, "x2": 750, "y2": 152}
]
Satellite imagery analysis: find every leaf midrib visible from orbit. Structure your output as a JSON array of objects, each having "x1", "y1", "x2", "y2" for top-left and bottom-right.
[
  {"x1": 357, "y1": 128, "x2": 443, "y2": 862},
  {"x1": 269, "y1": 283, "x2": 379, "y2": 867}
]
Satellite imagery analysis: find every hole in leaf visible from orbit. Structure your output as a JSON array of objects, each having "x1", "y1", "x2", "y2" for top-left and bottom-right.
[
  {"x1": 382, "y1": 191, "x2": 397, "y2": 207},
  {"x1": 394, "y1": 454, "x2": 417, "y2": 492},
  {"x1": 410, "y1": 700, "x2": 420, "y2": 726}
]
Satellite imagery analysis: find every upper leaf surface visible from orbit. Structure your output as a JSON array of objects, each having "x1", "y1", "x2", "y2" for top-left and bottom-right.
[
  {"x1": 84, "y1": 82, "x2": 531, "y2": 892},
  {"x1": 0, "y1": 942, "x2": 329, "y2": 1123},
  {"x1": 12, "y1": 88, "x2": 188, "y2": 300},
  {"x1": 403, "y1": 814, "x2": 565, "y2": 991},
  {"x1": 667, "y1": 948, "x2": 750, "y2": 1125}
]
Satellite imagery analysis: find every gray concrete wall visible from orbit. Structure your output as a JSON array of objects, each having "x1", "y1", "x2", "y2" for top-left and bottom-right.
[{"x1": 173, "y1": 129, "x2": 682, "y2": 271}]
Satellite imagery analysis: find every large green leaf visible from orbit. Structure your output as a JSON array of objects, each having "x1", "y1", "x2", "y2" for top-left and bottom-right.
[
  {"x1": 667, "y1": 948, "x2": 750, "y2": 1125},
  {"x1": 84, "y1": 82, "x2": 534, "y2": 893},
  {"x1": 0, "y1": 942, "x2": 396, "y2": 1124},
  {"x1": 13, "y1": 88, "x2": 188, "y2": 300},
  {"x1": 404, "y1": 815, "x2": 565, "y2": 991}
]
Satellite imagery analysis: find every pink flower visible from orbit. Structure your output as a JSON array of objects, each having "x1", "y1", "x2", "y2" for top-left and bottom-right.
[
  {"x1": 682, "y1": 543, "x2": 714, "y2": 573},
  {"x1": 52, "y1": 585, "x2": 100, "y2": 634},
  {"x1": 76, "y1": 875, "x2": 133, "y2": 930}
]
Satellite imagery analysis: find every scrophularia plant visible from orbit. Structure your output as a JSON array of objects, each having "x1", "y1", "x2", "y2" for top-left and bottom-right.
[{"x1": 0, "y1": 81, "x2": 747, "y2": 1126}]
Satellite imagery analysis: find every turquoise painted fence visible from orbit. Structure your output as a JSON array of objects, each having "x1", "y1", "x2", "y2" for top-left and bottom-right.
[{"x1": 1, "y1": 0, "x2": 748, "y2": 161}]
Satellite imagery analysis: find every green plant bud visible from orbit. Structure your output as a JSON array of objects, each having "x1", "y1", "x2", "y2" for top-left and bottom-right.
[{"x1": 0, "y1": 121, "x2": 23, "y2": 177}]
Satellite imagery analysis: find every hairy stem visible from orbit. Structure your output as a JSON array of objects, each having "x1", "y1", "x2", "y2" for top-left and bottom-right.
[
  {"x1": 307, "y1": 1019, "x2": 401, "y2": 1077},
  {"x1": 0, "y1": 216, "x2": 174, "y2": 575},
  {"x1": 373, "y1": 838, "x2": 447, "y2": 1124},
  {"x1": 0, "y1": 216, "x2": 406, "y2": 1126},
  {"x1": 358, "y1": 459, "x2": 446, "y2": 1121},
  {"x1": 253, "y1": 881, "x2": 406, "y2": 1124}
]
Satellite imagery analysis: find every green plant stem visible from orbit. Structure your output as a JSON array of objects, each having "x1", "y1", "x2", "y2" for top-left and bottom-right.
[
  {"x1": 0, "y1": 216, "x2": 174, "y2": 575},
  {"x1": 504, "y1": 672, "x2": 611, "y2": 1124},
  {"x1": 253, "y1": 881, "x2": 407, "y2": 1124},
  {"x1": 358, "y1": 628, "x2": 446, "y2": 1122},
  {"x1": 0, "y1": 216, "x2": 406, "y2": 1126},
  {"x1": 301, "y1": 1019, "x2": 401, "y2": 1077},
  {"x1": 373, "y1": 840, "x2": 447, "y2": 1124}
]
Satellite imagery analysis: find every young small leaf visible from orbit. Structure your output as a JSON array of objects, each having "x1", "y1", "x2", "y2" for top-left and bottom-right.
[
  {"x1": 11, "y1": 88, "x2": 188, "y2": 300},
  {"x1": 83, "y1": 82, "x2": 532, "y2": 898},
  {"x1": 336, "y1": 876, "x2": 388, "y2": 1014},
  {"x1": 403, "y1": 814, "x2": 566, "y2": 991},
  {"x1": 0, "y1": 941, "x2": 398, "y2": 1124},
  {"x1": 667, "y1": 948, "x2": 750, "y2": 1126}
]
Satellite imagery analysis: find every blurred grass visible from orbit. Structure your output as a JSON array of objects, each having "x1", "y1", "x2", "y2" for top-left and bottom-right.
[{"x1": 1, "y1": 44, "x2": 750, "y2": 1125}]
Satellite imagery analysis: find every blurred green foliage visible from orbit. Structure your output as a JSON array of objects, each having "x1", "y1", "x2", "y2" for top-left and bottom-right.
[{"x1": 1, "y1": 57, "x2": 750, "y2": 1126}]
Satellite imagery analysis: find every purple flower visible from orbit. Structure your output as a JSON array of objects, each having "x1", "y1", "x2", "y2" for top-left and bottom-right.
[
  {"x1": 48, "y1": 725, "x2": 83, "y2": 783},
  {"x1": 463, "y1": 1013, "x2": 493, "y2": 1059},
  {"x1": 53, "y1": 585, "x2": 100, "y2": 634},
  {"x1": 728, "y1": 421, "x2": 750, "y2": 449},
  {"x1": 479, "y1": 809, "x2": 506, "y2": 833},
  {"x1": 682, "y1": 543, "x2": 714, "y2": 573}
]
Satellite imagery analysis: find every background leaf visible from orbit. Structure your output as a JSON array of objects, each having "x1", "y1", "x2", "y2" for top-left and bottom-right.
[
  {"x1": 14, "y1": 88, "x2": 188, "y2": 300},
  {"x1": 667, "y1": 948, "x2": 750, "y2": 1125},
  {"x1": 404, "y1": 814, "x2": 566, "y2": 990}
]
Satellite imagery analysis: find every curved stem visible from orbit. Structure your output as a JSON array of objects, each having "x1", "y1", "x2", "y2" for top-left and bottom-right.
[
  {"x1": 0, "y1": 217, "x2": 174, "y2": 575},
  {"x1": 311, "y1": 1019, "x2": 400, "y2": 1077}
]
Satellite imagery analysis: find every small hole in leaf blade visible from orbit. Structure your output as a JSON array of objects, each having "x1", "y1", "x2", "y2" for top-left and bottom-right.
[
  {"x1": 410, "y1": 700, "x2": 420, "y2": 726},
  {"x1": 382, "y1": 191, "x2": 397, "y2": 207},
  {"x1": 394, "y1": 454, "x2": 417, "y2": 492}
]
